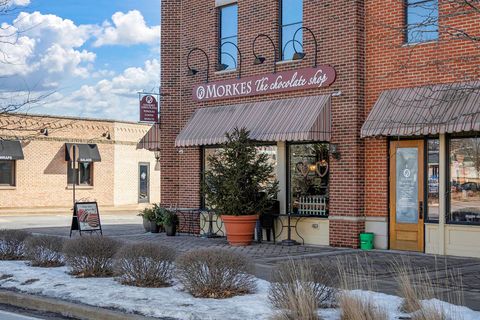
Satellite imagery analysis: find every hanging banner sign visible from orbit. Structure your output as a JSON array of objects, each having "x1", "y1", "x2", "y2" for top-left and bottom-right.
[
  {"x1": 192, "y1": 65, "x2": 336, "y2": 102},
  {"x1": 139, "y1": 95, "x2": 158, "y2": 123},
  {"x1": 70, "y1": 202, "x2": 103, "y2": 236}
]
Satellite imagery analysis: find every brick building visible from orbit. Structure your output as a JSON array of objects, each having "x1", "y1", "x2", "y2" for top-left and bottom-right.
[
  {"x1": 159, "y1": 0, "x2": 480, "y2": 257},
  {"x1": 0, "y1": 114, "x2": 160, "y2": 209}
]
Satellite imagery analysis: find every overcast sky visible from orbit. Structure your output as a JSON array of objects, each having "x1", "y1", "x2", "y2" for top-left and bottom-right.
[{"x1": 0, "y1": 0, "x2": 161, "y2": 121}]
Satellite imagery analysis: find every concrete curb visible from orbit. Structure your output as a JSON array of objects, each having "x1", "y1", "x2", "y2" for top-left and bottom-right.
[{"x1": 0, "y1": 289, "x2": 156, "y2": 320}]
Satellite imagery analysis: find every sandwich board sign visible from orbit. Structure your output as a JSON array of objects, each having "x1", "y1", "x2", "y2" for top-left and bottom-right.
[{"x1": 70, "y1": 202, "x2": 103, "y2": 236}]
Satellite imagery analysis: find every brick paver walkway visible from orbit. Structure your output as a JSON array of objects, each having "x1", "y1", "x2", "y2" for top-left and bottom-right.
[{"x1": 25, "y1": 223, "x2": 480, "y2": 311}]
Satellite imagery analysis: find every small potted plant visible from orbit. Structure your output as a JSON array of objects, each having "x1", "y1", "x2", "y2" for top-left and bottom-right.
[
  {"x1": 138, "y1": 207, "x2": 155, "y2": 232},
  {"x1": 162, "y1": 210, "x2": 179, "y2": 236},
  {"x1": 203, "y1": 128, "x2": 278, "y2": 246}
]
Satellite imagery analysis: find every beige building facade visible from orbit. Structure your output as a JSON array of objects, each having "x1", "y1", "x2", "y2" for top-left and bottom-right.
[{"x1": 0, "y1": 114, "x2": 160, "y2": 209}]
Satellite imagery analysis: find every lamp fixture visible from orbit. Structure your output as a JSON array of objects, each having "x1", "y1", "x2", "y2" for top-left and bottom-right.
[
  {"x1": 154, "y1": 150, "x2": 160, "y2": 162},
  {"x1": 40, "y1": 128, "x2": 48, "y2": 136},
  {"x1": 217, "y1": 41, "x2": 242, "y2": 78},
  {"x1": 102, "y1": 132, "x2": 111, "y2": 140},
  {"x1": 252, "y1": 34, "x2": 278, "y2": 73},
  {"x1": 330, "y1": 144, "x2": 341, "y2": 160},
  {"x1": 292, "y1": 26, "x2": 319, "y2": 67},
  {"x1": 186, "y1": 47, "x2": 210, "y2": 83}
]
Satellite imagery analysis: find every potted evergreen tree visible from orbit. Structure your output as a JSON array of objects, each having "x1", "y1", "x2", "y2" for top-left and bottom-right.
[
  {"x1": 204, "y1": 128, "x2": 278, "y2": 246},
  {"x1": 162, "y1": 210, "x2": 179, "y2": 236}
]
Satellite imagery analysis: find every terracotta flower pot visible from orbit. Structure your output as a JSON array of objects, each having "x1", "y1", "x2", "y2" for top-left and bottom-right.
[{"x1": 221, "y1": 215, "x2": 258, "y2": 246}]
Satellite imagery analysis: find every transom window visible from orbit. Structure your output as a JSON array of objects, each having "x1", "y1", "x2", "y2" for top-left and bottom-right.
[
  {"x1": 406, "y1": 0, "x2": 439, "y2": 43},
  {"x1": 0, "y1": 160, "x2": 15, "y2": 186},
  {"x1": 280, "y1": 0, "x2": 303, "y2": 61},
  {"x1": 218, "y1": 4, "x2": 238, "y2": 70},
  {"x1": 67, "y1": 161, "x2": 93, "y2": 186}
]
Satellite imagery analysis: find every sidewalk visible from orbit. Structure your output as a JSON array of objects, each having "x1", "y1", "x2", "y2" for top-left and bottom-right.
[{"x1": 0, "y1": 204, "x2": 149, "y2": 216}]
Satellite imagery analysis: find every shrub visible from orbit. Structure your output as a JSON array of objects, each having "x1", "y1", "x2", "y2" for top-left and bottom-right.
[
  {"x1": 338, "y1": 293, "x2": 388, "y2": 320},
  {"x1": 0, "y1": 230, "x2": 30, "y2": 260},
  {"x1": 25, "y1": 235, "x2": 65, "y2": 267},
  {"x1": 114, "y1": 243, "x2": 175, "y2": 287},
  {"x1": 63, "y1": 236, "x2": 120, "y2": 277},
  {"x1": 269, "y1": 259, "x2": 336, "y2": 319},
  {"x1": 176, "y1": 248, "x2": 256, "y2": 298}
]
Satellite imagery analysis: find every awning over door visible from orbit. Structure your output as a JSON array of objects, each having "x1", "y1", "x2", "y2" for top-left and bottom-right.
[
  {"x1": 65, "y1": 143, "x2": 101, "y2": 162},
  {"x1": 138, "y1": 123, "x2": 161, "y2": 151},
  {"x1": 362, "y1": 81, "x2": 480, "y2": 137},
  {"x1": 175, "y1": 95, "x2": 331, "y2": 147},
  {"x1": 0, "y1": 140, "x2": 24, "y2": 160}
]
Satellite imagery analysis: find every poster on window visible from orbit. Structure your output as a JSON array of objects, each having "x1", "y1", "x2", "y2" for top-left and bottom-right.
[
  {"x1": 70, "y1": 202, "x2": 102, "y2": 235},
  {"x1": 396, "y1": 148, "x2": 419, "y2": 224}
]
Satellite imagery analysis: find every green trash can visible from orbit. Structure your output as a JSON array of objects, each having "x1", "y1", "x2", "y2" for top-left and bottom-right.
[{"x1": 359, "y1": 232, "x2": 374, "y2": 250}]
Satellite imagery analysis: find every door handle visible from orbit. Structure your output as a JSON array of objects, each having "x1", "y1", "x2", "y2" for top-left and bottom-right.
[{"x1": 419, "y1": 201, "x2": 423, "y2": 220}]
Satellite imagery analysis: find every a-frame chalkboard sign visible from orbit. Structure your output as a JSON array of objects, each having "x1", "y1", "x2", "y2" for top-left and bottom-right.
[{"x1": 70, "y1": 202, "x2": 103, "y2": 237}]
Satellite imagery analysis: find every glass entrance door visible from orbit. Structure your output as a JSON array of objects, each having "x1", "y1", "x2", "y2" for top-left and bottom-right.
[
  {"x1": 139, "y1": 163, "x2": 150, "y2": 203},
  {"x1": 389, "y1": 140, "x2": 425, "y2": 252}
]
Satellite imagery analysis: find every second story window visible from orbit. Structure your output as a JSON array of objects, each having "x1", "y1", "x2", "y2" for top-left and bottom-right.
[
  {"x1": 219, "y1": 4, "x2": 238, "y2": 70},
  {"x1": 280, "y1": 0, "x2": 303, "y2": 61},
  {"x1": 406, "y1": 0, "x2": 439, "y2": 43}
]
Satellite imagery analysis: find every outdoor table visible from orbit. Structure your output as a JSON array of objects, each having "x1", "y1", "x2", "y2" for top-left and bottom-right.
[{"x1": 273, "y1": 213, "x2": 328, "y2": 245}]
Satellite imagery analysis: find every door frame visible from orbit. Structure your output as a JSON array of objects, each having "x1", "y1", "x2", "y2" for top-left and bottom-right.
[
  {"x1": 388, "y1": 138, "x2": 426, "y2": 252},
  {"x1": 138, "y1": 162, "x2": 150, "y2": 204}
]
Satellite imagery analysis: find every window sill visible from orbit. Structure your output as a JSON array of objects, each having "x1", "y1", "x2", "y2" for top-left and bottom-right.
[
  {"x1": 0, "y1": 185, "x2": 16, "y2": 190},
  {"x1": 402, "y1": 39, "x2": 438, "y2": 47},
  {"x1": 276, "y1": 59, "x2": 302, "y2": 66},
  {"x1": 215, "y1": 68, "x2": 237, "y2": 75},
  {"x1": 66, "y1": 185, "x2": 94, "y2": 190}
]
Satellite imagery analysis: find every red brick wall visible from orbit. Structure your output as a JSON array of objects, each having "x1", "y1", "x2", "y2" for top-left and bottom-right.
[
  {"x1": 161, "y1": 0, "x2": 367, "y2": 247},
  {"x1": 365, "y1": 0, "x2": 480, "y2": 219}
]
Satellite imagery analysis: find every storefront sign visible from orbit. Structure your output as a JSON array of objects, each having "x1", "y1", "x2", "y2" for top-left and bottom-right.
[
  {"x1": 192, "y1": 65, "x2": 336, "y2": 102},
  {"x1": 70, "y1": 202, "x2": 103, "y2": 236},
  {"x1": 396, "y1": 148, "x2": 419, "y2": 224},
  {"x1": 139, "y1": 95, "x2": 158, "y2": 123}
]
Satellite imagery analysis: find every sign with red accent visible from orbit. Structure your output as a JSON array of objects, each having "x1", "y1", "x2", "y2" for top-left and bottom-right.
[
  {"x1": 70, "y1": 202, "x2": 103, "y2": 236},
  {"x1": 192, "y1": 65, "x2": 336, "y2": 102},
  {"x1": 139, "y1": 95, "x2": 158, "y2": 123}
]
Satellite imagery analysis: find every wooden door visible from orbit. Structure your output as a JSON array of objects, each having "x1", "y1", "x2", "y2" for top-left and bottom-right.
[{"x1": 390, "y1": 140, "x2": 424, "y2": 252}]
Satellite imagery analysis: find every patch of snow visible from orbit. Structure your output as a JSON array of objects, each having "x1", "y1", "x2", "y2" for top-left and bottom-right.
[{"x1": 0, "y1": 261, "x2": 479, "y2": 320}]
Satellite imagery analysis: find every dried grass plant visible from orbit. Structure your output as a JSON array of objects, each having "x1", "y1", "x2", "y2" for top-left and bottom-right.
[
  {"x1": 114, "y1": 243, "x2": 175, "y2": 287},
  {"x1": 0, "y1": 230, "x2": 30, "y2": 260},
  {"x1": 25, "y1": 235, "x2": 65, "y2": 267},
  {"x1": 176, "y1": 248, "x2": 256, "y2": 299},
  {"x1": 63, "y1": 236, "x2": 120, "y2": 277},
  {"x1": 338, "y1": 293, "x2": 388, "y2": 320}
]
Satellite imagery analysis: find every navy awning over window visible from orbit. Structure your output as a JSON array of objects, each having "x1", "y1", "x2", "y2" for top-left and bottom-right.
[
  {"x1": 65, "y1": 143, "x2": 101, "y2": 162},
  {"x1": 0, "y1": 140, "x2": 24, "y2": 160}
]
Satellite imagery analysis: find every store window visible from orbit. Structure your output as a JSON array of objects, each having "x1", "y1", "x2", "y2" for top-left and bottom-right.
[
  {"x1": 448, "y1": 137, "x2": 480, "y2": 224},
  {"x1": 218, "y1": 4, "x2": 238, "y2": 70},
  {"x1": 406, "y1": 0, "x2": 439, "y2": 43},
  {"x1": 427, "y1": 139, "x2": 439, "y2": 222},
  {"x1": 288, "y1": 143, "x2": 329, "y2": 216},
  {"x1": 0, "y1": 160, "x2": 15, "y2": 186},
  {"x1": 280, "y1": 0, "x2": 303, "y2": 61},
  {"x1": 67, "y1": 161, "x2": 93, "y2": 186},
  {"x1": 203, "y1": 145, "x2": 278, "y2": 207}
]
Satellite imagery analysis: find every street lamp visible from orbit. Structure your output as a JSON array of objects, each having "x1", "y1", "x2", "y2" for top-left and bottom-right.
[
  {"x1": 187, "y1": 47, "x2": 210, "y2": 83},
  {"x1": 292, "y1": 26, "x2": 319, "y2": 67},
  {"x1": 217, "y1": 41, "x2": 242, "y2": 78},
  {"x1": 252, "y1": 34, "x2": 278, "y2": 73}
]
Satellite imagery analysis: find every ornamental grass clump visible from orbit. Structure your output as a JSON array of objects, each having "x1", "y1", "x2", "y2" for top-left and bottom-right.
[
  {"x1": 338, "y1": 293, "x2": 388, "y2": 320},
  {"x1": 25, "y1": 235, "x2": 65, "y2": 267},
  {"x1": 0, "y1": 229, "x2": 30, "y2": 260},
  {"x1": 114, "y1": 243, "x2": 176, "y2": 287},
  {"x1": 176, "y1": 248, "x2": 256, "y2": 298},
  {"x1": 269, "y1": 259, "x2": 336, "y2": 320},
  {"x1": 63, "y1": 236, "x2": 120, "y2": 277}
]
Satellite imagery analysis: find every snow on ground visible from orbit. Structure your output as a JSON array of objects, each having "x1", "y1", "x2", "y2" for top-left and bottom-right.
[{"x1": 0, "y1": 261, "x2": 479, "y2": 320}]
